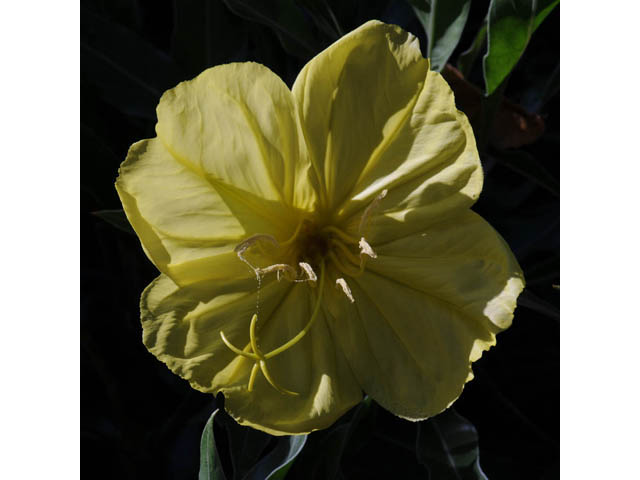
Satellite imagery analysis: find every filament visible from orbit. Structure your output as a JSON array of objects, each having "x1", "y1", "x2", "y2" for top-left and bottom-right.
[
  {"x1": 321, "y1": 225, "x2": 359, "y2": 245},
  {"x1": 329, "y1": 251, "x2": 365, "y2": 278},
  {"x1": 358, "y1": 188, "x2": 387, "y2": 234},
  {"x1": 330, "y1": 239, "x2": 362, "y2": 267},
  {"x1": 280, "y1": 219, "x2": 305, "y2": 247}
]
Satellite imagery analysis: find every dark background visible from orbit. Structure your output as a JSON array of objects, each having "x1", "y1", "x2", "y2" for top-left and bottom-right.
[{"x1": 81, "y1": 1, "x2": 559, "y2": 478}]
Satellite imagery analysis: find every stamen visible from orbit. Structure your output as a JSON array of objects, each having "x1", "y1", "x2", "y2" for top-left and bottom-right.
[
  {"x1": 330, "y1": 239, "x2": 362, "y2": 266},
  {"x1": 358, "y1": 188, "x2": 387, "y2": 235},
  {"x1": 336, "y1": 278, "x2": 355, "y2": 303},
  {"x1": 256, "y1": 262, "x2": 317, "y2": 283},
  {"x1": 329, "y1": 251, "x2": 364, "y2": 278},
  {"x1": 322, "y1": 225, "x2": 359, "y2": 245},
  {"x1": 279, "y1": 219, "x2": 305, "y2": 247},
  {"x1": 257, "y1": 263, "x2": 297, "y2": 279},
  {"x1": 358, "y1": 237, "x2": 377, "y2": 259},
  {"x1": 298, "y1": 262, "x2": 317, "y2": 283}
]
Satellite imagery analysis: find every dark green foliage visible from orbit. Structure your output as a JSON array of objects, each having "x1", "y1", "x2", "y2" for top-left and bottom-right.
[
  {"x1": 198, "y1": 409, "x2": 307, "y2": 480},
  {"x1": 483, "y1": 0, "x2": 559, "y2": 94},
  {"x1": 416, "y1": 409, "x2": 488, "y2": 480},
  {"x1": 409, "y1": 0, "x2": 471, "y2": 71},
  {"x1": 199, "y1": 410, "x2": 228, "y2": 480}
]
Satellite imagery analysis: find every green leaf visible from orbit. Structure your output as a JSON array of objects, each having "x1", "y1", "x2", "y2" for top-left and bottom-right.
[
  {"x1": 416, "y1": 409, "x2": 488, "y2": 480},
  {"x1": 215, "y1": 410, "x2": 272, "y2": 480},
  {"x1": 222, "y1": 0, "x2": 326, "y2": 58},
  {"x1": 199, "y1": 410, "x2": 228, "y2": 480},
  {"x1": 199, "y1": 408, "x2": 305, "y2": 480},
  {"x1": 244, "y1": 434, "x2": 307, "y2": 480},
  {"x1": 483, "y1": 0, "x2": 559, "y2": 94},
  {"x1": 92, "y1": 209, "x2": 135, "y2": 235},
  {"x1": 457, "y1": 20, "x2": 486, "y2": 78},
  {"x1": 409, "y1": 0, "x2": 471, "y2": 72}
]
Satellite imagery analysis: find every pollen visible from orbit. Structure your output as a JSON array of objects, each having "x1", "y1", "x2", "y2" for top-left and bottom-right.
[{"x1": 336, "y1": 278, "x2": 355, "y2": 303}]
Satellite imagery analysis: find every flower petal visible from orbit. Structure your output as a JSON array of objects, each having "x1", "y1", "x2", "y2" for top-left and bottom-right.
[
  {"x1": 345, "y1": 104, "x2": 481, "y2": 244},
  {"x1": 222, "y1": 282, "x2": 362, "y2": 435},
  {"x1": 292, "y1": 20, "x2": 428, "y2": 211},
  {"x1": 370, "y1": 211, "x2": 524, "y2": 331},
  {"x1": 325, "y1": 211, "x2": 523, "y2": 420},
  {"x1": 156, "y1": 62, "x2": 316, "y2": 211},
  {"x1": 142, "y1": 274, "x2": 362, "y2": 436},
  {"x1": 116, "y1": 137, "x2": 287, "y2": 285},
  {"x1": 292, "y1": 20, "x2": 480, "y2": 241},
  {"x1": 141, "y1": 273, "x2": 286, "y2": 393}
]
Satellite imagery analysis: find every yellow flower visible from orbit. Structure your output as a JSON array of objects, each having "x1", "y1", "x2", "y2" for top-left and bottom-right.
[{"x1": 116, "y1": 20, "x2": 524, "y2": 436}]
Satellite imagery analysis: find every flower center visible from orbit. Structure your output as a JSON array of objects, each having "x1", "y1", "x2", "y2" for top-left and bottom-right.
[
  {"x1": 292, "y1": 221, "x2": 331, "y2": 267},
  {"x1": 220, "y1": 190, "x2": 388, "y2": 395}
]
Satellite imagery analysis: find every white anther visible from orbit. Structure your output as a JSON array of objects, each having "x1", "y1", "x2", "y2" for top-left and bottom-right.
[
  {"x1": 298, "y1": 262, "x2": 317, "y2": 282},
  {"x1": 258, "y1": 263, "x2": 297, "y2": 279},
  {"x1": 335, "y1": 278, "x2": 355, "y2": 303},
  {"x1": 358, "y1": 237, "x2": 377, "y2": 259},
  {"x1": 358, "y1": 189, "x2": 388, "y2": 234},
  {"x1": 234, "y1": 234, "x2": 319, "y2": 285}
]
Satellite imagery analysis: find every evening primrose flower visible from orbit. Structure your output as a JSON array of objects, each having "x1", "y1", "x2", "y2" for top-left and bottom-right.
[{"x1": 116, "y1": 20, "x2": 524, "y2": 436}]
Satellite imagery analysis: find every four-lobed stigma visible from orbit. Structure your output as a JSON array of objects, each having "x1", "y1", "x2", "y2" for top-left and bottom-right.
[{"x1": 219, "y1": 260, "x2": 326, "y2": 395}]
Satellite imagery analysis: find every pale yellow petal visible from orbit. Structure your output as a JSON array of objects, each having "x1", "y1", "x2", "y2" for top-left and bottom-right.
[
  {"x1": 337, "y1": 78, "x2": 481, "y2": 244},
  {"x1": 292, "y1": 20, "x2": 429, "y2": 211},
  {"x1": 324, "y1": 211, "x2": 523, "y2": 420},
  {"x1": 156, "y1": 62, "x2": 316, "y2": 211},
  {"x1": 142, "y1": 274, "x2": 362, "y2": 436},
  {"x1": 291, "y1": 19, "x2": 481, "y2": 242},
  {"x1": 116, "y1": 138, "x2": 289, "y2": 285},
  {"x1": 369, "y1": 210, "x2": 524, "y2": 331},
  {"x1": 344, "y1": 93, "x2": 481, "y2": 244},
  {"x1": 141, "y1": 273, "x2": 288, "y2": 393},
  {"x1": 222, "y1": 282, "x2": 362, "y2": 435}
]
